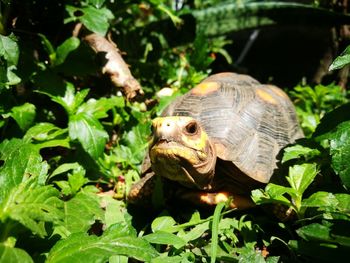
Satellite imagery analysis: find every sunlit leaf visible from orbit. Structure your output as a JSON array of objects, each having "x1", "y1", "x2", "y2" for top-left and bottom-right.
[
  {"x1": 287, "y1": 163, "x2": 318, "y2": 195},
  {"x1": 10, "y1": 103, "x2": 36, "y2": 131},
  {"x1": 47, "y1": 223, "x2": 158, "y2": 262},
  {"x1": 282, "y1": 145, "x2": 321, "y2": 163},
  {"x1": 329, "y1": 45, "x2": 350, "y2": 71},
  {"x1": 65, "y1": 5, "x2": 114, "y2": 35},
  {"x1": 68, "y1": 112, "x2": 108, "y2": 159},
  {"x1": 0, "y1": 243, "x2": 33, "y2": 263},
  {"x1": 143, "y1": 231, "x2": 186, "y2": 249},
  {"x1": 54, "y1": 37, "x2": 80, "y2": 66},
  {"x1": 54, "y1": 188, "x2": 103, "y2": 237}
]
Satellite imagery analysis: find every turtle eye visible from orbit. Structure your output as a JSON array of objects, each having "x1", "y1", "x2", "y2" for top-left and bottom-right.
[{"x1": 185, "y1": 121, "x2": 198, "y2": 135}]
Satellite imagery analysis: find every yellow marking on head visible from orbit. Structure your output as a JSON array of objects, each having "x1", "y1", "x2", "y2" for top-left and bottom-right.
[
  {"x1": 256, "y1": 88, "x2": 278, "y2": 104},
  {"x1": 152, "y1": 116, "x2": 182, "y2": 128},
  {"x1": 181, "y1": 128, "x2": 209, "y2": 151},
  {"x1": 191, "y1": 81, "x2": 220, "y2": 95},
  {"x1": 269, "y1": 85, "x2": 289, "y2": 99}
]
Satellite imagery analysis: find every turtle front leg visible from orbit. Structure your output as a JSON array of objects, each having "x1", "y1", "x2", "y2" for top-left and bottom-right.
[
  {"x1": 176, "y1": 190, "x2": 255, "y2": 210},
  {"x1": 127, "y1": 172, "x2": 157, "y2": 206}
]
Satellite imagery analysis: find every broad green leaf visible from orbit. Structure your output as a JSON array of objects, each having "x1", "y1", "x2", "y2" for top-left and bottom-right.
[
  {"x1": 178, "y1": 221, "x2": 209, "y2": 243},
  {"x1": 329, "y1": 45, "x2": 350, "y2": 71},
  {"x1": 10, "y1": 103, "x2": 36, "y2": 131},
  {"x1": 151, "y1": 216, "x2": 178, "y2": 233},
  {"x1": 2, "y1": 65, "x2": 21, "y2": 88},
  {"x1": 77, "y1": 96, "x2": 124, "y2": 119},
  {"x1": 236, "y1": 246, "x2": 266, "y2": 263},
  {"x1": 335, "y1": 194, "x2": 350, "y2": 214},
  {"x1": 67, "y1": 172, "x2": 88, "y2": 194},
  {"x1": 143, "y1": 231, "x2": 186, "y2": 249},
  {"x1": 0, "y1": 34, "x2": 19, "y2": 65},
  {"x1": 50, "y1": 162, "x2": 83, "y2": 179},
  {"x1": 50, "y1": 84, "x2": 89, "y2": 115},
  {"x1": 24, "y1": 123, "x2": 68, "y2": 142},
  {"x1": 0, "y1": 243, "x2": 33, "y2": 263},
  {"x1": 69, "y1": 112, "x2": 108, "y2": 159},
  {"x1": 286, "y1": 163, "x2": 318, "y2": 195},
  {"x1": 65, "y1": 5, "x2": 114, "y2": 35},
  {"x1": 151, "y1": 255, "x2": 184, "y2": 263},
  {"x1": 47, "y1": 224, "x2": 158, "y2": 263},
  {"x1": 101, "y1": 196, "x2": 132, "y2": 228},
  {"x1": 87, "y1": 0, "x2": 106, "y2": 8},
  {"x1": 0, "y1": 139, "x2": 49, "y2": 203},
  {"x1": 251, "y1": 184, "x2": 293, "y2": 206},
  {"x1": 54, "y1": 189, "x2": 103, "y2": 237},
  {"x1": 289, "y1": 239, "x2": 348, "y2": 261},
  {"x1": 282, "y1": 144, "x2": 321, "y2": 163},
  {"x1": 297, "y1": 222, "x2": 350, "y2": 247},
  {"x1": 2, "y1": 180, "x2": 63, "y2": 237},
  {"x1": 328, "y1": 121, "x2": 350, "y2": 189},
  {"x1": 118, "y1": 123, "x2": 150, "y2": 165},
  {"x1": 54, "y1": 37, "x2": 80, "y2": 66},
  {"x1": 302, "y1": 192, "x2": 338, "y2": 209}
]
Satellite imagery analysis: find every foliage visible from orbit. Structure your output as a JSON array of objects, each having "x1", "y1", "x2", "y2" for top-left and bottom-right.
[{"x1": 0, "y1": 0, "x2": 350, "y2": 262}]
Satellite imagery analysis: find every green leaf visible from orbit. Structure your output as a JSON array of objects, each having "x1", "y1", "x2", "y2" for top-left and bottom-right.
[
  {"x1": 328, "y1": 121, "x2": 350, "y2": 189},
  {"x1": 296, "y1": 222, "x2": 350, "y2": 247},
  {"x1": 50, "y1": 162, "x2": 83, "y2": 179},
  {"x1": 177, "y1": 221, "x2": 209, "y2": 243},
  {"x1": 77, "y1": 96, "x2": 124, "y2": 119},
  {"x1": 286, "y1": 163, "x2": 318, "y2": 195},
  {"x1": 302, "y1": 191, "x2": 339, "y2": 209},
  {"x1": 47, "y1": 224, "x2": 158, "y2": 263},
  {"x1": 1, "y1": 179, "x2": 63, "y2": 237},
  {"x1": 0, "y1": 34, "x2": 19, "y2": 65},
  {"x1": 54, "y1": 37, "x2": 80, "y2": 66},
  {"x1": 143, "y1": 231, "x2": 186, "y2": 249},
  {"x1": 86, "y1": 0, "x2": 106, "y2": 8},
  {"x1": 10, "y1": 103, "x2": 36, "y2": 131},
  {"x1": 54, "y1": 189, "x2": 103, "y2": 237},
  {"x1": 151, "y1": 216, "x2": 178, "y2": 233},
  {"x1": 24, "y1": 123, "x2": 68, "y2": 142},
  {"x1": 65, "y1": 5, "x2": 114, "y2": 35},
  {"x1": 50, "y1": 83, "x2": 89, "y2": 115},
  {"x1": 329, "y1": 45, "x2": 350, "y2": 71},
  {"x1": 0, "y1": 139, "x2": 49, "y2": 203},
  {"x1": 0, "y1": 243, "x2": 33, "y2": 263},
  {"x1": 335, "y1": 194, "x2": 350, "y2": 214},
  {"x1": 210, "y1": 202, "x2": 225, "y2": 263},
  {"x1": 38, "y1": 33, "x2": 56, "y2": 61},
  {"x1": 289, "y1": 239, "x2": 349, "y2": 261},
  {"x1": 101, "y1": 196, "x2": 132, "y2": 228},
  {"x1": 251, "y1": 184, "x2": 294, "y2": 206},
  {"x1": 282, "y1": 144, "x2": 321, "y2": 163},
  {"x1": 117, "y1": 122, "x2": 150, "y2": 166},
  {"x1": 68, "y1": 112, "x2": 109, "y2": 159}
]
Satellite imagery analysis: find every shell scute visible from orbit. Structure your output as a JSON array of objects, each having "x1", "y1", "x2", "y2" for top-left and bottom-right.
[{"x1": 163, "y1": 72, "x2": 303, "y2": 183}]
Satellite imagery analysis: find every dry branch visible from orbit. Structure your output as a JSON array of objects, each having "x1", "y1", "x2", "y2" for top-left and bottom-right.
[{"x1": 84, "y1": 33, "x2": 143, "y2": 100}]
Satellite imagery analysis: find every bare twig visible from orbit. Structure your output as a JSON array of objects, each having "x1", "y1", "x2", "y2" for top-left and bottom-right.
[{"x1": 84, "y1": 33, "x2": 144, "y2": 100}]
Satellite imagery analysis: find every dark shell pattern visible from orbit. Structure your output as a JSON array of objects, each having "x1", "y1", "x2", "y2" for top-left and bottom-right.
[{"x1": 162, "y1": 72, "x2": 303, "y2": 183}]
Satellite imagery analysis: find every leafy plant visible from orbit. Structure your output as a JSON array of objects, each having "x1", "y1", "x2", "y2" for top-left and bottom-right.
[{"x1": 1, "y1": 0, "x2": 350, "y2": 262}]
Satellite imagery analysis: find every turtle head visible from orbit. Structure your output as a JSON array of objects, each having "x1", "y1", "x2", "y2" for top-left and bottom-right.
[{"x1": 149, "y1": 116, "x2": 216, "y2": 190}]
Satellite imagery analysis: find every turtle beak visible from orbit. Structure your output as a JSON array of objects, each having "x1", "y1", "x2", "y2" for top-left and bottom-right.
[{"x1": 151, "y1": 117, "x2": 179, "y2": 143}]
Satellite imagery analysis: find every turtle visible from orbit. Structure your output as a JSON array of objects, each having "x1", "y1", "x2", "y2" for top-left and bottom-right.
[{"x1": 128, "y1": 72, "x2": 303, "y2": 209}]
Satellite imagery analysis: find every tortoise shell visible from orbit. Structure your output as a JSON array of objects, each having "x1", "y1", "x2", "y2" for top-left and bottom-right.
[{"x1": 161, "y1": 72, "x2": 303, "y2": 184}]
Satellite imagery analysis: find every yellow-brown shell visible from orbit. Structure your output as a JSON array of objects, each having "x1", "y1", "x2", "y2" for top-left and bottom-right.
[{"x1": 162, "y1": 72, "x2": 303, "y2": 183}]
